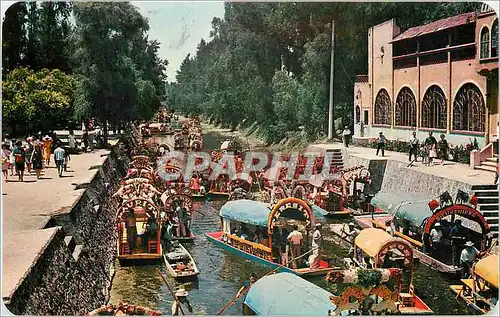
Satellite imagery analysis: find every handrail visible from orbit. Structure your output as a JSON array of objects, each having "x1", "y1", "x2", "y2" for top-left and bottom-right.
[
  {"x1": 226, "y1": 233, "x2": 272, "y2": 253},
  {"x1": 471, "y1": 142, "x2": 493, "y2": 168}
]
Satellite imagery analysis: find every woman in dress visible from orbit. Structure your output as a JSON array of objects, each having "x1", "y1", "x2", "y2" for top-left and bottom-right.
[
  {"x1": 437, "y1": 134, "x2": 449, "y2": 165},
  {"x1": 2, "y1": 143, "x2": 11, "y2": 182},
  {"x1": 31, "y1": 142, "x2": 43, "y2": 179},
  {"x1": 43, "y1": 136, "x2": 53, "y2": 167}
]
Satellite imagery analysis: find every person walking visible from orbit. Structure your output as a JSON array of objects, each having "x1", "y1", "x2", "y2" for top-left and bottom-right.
[
  {"x1": 424, "y1": 132, "x2": 438, "y2": 166},
  {"x1": 13, "y1": 140, "x2": 26, "y2": 182},
  {"x1": 9, "y1": 142, "x2": 16, "y2": 176},
  {"x1": 287, "y1": 225, "x2": 303, "y2": 269},
  {"x1": 54, "y1": 142, "x2": 65, "y2": 177},
  {"x1": 2, "y1": 143, "x2": 11, "y2": 182},
  {"x1": 31, "y1": 142, "x2": 43, "y2": 180},
  {"x1": 342, "y1": 126, "x2": 351, "y2": 148},
  {"x1": 82, "y1": 131, "x2": 89, "y2": 152},
  {"x1": 63, "y1": 145, "x2": 71, "y2": 172},
  {"x1": 25, "y1": 137, "x2": 34, "y2": 174},
  {"x1": 408, "y1": 132, "x2": 419, "y2": 162},
  {"x1": 43, "y1": 135, "x2": 53, "y2": 167},
  {"x1": 376, "y1": 132, "x2": 387, "y2": 156},
  {"x1": 310, "y1": 223, "x2": 323, "y2": 269},
  {"x1": 68, "y1": 130, "x2": 76, "y2": 152},
  {"x1": 437, "y1": 134, "x2": 449, "y2": 165}
]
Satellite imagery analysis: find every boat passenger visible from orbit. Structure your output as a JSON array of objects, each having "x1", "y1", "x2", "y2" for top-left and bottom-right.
[
  {"x1": 161, "y1": 219, "x2": 174, "y2": 252},
  {"x1": 199, "y1": 184, "x2": 206, "y2": 195},
  {"x1": 385, "y1": 220, "x2": 394, "y2": 236},
  {"x1": 287, "y1": 225, "x2": 303, "y2": 269},
  {"x1": 145, "y1": 217, "x2": 158, "y2": 246},
  {"x1": 355, "y1": 189, "x2": 366, "y2": 210},
  {"x1": 429, "y1": 222, "x2": 443, "y2": 252},
  {"x1": 126, "y1": 208, "x2": 137, "y2": 254},
  {"x1": 310, "y1": 223, "x2": 323, "y2": 269},
  {"x1": 460, "y1": 241, "x2": 479, "y2": 278},
  {"x1": 280, "y1": 227, "x2": 290, "y2": 265},
  {"x1": 236, "y1": 273, "x2": 257, "y2": 299},
  {"x1": 176, "y1": 205, "x2": 188, "y2": 237},
  {"x1": 172, "y1": 286, "x2": 193, "y2": 315},
  {"x1": 240, "y1": 224, "x2": 250, "y2": 240}
]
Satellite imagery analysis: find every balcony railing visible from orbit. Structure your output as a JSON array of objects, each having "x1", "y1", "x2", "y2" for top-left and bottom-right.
[{"x1": 355, "y1": 75, "x2": 368, "y2": 83}]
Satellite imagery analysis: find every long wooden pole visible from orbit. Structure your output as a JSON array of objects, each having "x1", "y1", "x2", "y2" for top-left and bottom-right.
[
  {"x1": 216, "y1": 247, "x2": 320, "y2": 315},
  {"x1": 328, "y1": 20, "x2": 335, "y2": 139},
  {"x1": 156, "y1": 269, "x2": 185, "y2": 315}
]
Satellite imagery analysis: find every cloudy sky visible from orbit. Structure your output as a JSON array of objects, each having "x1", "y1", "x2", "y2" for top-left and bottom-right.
[{"x1": 1, "y1": 1, "x2": 225, "y2": 82}]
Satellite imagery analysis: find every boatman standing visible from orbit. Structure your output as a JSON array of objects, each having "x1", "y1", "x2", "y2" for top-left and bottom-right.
[
  {"x1": 310, "y1": 223, "x2": 323, "y2": 269},
  {"x1": 236, "y1": 273, "x2": 257, "y2": 299},
  {"x1": 172, "y1": 286, "x2": 193, "y2": 315}
]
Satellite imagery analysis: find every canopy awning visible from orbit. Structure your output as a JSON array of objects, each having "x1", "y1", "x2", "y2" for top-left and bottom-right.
[
  {"x1": 244, "y1": 272, "x2": 335, "y2": 315},
  {"x1": 371, "y1": 192, "x2": 432, "y2": 215},
  {"x1": 474, "y1": 254, "x2": 498, "y2": 288},
  {"x1": 393, "y1": 200, "x2": 433, "y2": 228},
  {"x1": 355, "y1": 228, "x2": 393, "y2": 258},
  {"x1": 220, "y1": 200, "x2": 270, "y2": 226},
  {"x1": 311, "y1": 205, "x2": 329, "y2": 217}
]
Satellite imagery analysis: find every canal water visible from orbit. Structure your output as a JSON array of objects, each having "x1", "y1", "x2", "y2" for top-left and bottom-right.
[{"x1": 109, "y1": 128, "x2": 476, "y2": 315}]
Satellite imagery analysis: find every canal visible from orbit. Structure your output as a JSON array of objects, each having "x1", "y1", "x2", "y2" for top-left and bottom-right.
[{"x1": 108, "y1": 127, "x2": 476, "y2": 315}]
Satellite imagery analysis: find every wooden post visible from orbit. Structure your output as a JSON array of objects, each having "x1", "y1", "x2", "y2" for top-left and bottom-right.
[{"x1": 328, "y1": 20, "x2": 335, "y2": 139}]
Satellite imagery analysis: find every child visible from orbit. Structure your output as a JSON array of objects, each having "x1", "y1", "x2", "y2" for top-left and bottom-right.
[
  {"x1": 428, "y1": 144, "x2": 437, "y2": 166},
  {"x1": 2, "y1": 143, "x2": 11, "y2": 182},
  {"x1": 63, "y1": 146, "x2": 71, "y2": 172}
]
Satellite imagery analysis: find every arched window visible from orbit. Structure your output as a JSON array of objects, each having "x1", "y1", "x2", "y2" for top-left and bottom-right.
[
  {"x1": 395, "y1": 87, "x2": 417, "y2": 127},
  {"x1": 374, "y1": 89, "x2": 391, "y2": 125},
  {"x1": 492, "y1": 19, "x2": 498, "y2": 57},
  {"x1": 355, "y1": 106, "x2": 361, "y2": 124},
  {"x1": 481, "y1": 27, "x2": 490, "y2": 58},
  {"x1": 452, "y1": 83, "x2": 485, "y2": 132},
  {"x1": 421, "y1": 85, "x2": 447, "y2": 129}
]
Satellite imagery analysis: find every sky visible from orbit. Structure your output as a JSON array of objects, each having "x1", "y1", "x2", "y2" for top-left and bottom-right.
[{"x1": 1, "y1": 1, "x2": 225, "y2": 82}]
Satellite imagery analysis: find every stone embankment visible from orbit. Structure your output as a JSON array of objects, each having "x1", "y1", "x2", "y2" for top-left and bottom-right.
[{"x1": 4, "y1": 141, "x2": 131, "y2": 315}]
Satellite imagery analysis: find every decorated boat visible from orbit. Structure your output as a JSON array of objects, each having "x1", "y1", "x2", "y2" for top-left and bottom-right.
[
  {"x1": 326, "y1": 267, "x2": 432, "y2": 315},
  {"x1": 87, "y1": 302, "x2": 162, "y2": 316},
  {"x1": 243, "y1": 272, "x2": 336, "y2": 315},
  {"x1": 206, "y1": 197, "x2": 331, "y2": 276},
  {"x1": 341, "y1": 228, "x2": 432, "y2": 314},
  {"x1": 450, "y1": 253, "x2": 498, "y2": 314},
  {"x1": 209, "y1": 173, "x2": 231, "y2": 198},
  {"x1": 163, "y1": 240, "x2": 200, "y2": 279},
  {"x1": 354, "y1": 191, "x2": 491, "y2": 274},
  {"x1": 161, "y1": 186, "x2": 195, "y2": 242},
  {"x1": 116, "y1": 196, "x2": 163, "y2": 266}
]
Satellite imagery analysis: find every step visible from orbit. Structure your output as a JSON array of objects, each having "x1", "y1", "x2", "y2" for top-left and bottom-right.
[
  {"x1": 475, "y1": 165, "x2": 496, "y2": 173},
  {"x1": 481, "y1": 161, "x2": 497, "y2": 168},
  {"x1": 485, "y1": 217, "x2": 499, "y2": 224},
  {"x1": 474, "y1": 191, "x2": 499, "y2": 197},
  {"x1": 486, "y1": 157, "x2": 498, "y2": 163},
  {"x1": 72, "y1": 245, "x2": 84, "y2": 261},
  {"x1": 64, "y1": 236, "x2": 76, "y2": 253},
  {"x1": 472, "y1": 184, "x2": 499, "y2": 191},
  {"x1": 489, "y1": 224, "x2": 498, "y2": 232},
  {"x1": 478, "y1": 197, "x2": 499, "y2": 204},
  {"x1": 479, "y1": 203, "x2": 499, "y2": 211},
  {"x1": 482, "y1": 212, "x2": 499, "y2": 219}
]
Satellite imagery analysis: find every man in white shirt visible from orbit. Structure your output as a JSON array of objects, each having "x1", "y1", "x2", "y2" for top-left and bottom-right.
[
  {"x1": 287, "y1": 225, "x2": 303, "y2": 269},
  {"x1": 310, "y1": 223, "x2": 323, "y2": 269},
  {"x1": 429, "y1": 222, "x2": 443, "y2": 253},
  {"x1": 460, "y1": 241, "x2": 480, "y2": 278},
  {"x1": 408, "y1": 131, "x2": 419, "y2": 162},
  {"x1": 53, "y1": 142, "x2": 65, "y2": 177},
  {"x1": 342, "y1": 126, "x2": 351, "y2": 148}
]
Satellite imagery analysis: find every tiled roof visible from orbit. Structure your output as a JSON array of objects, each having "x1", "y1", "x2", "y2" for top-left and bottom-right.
[{"x1": 391, "y1": 11, "x2": 477, "y2": 43}]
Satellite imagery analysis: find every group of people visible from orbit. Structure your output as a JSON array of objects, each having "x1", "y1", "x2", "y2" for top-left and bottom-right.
[
  {"x1": 409, "y1": 131, "x2": 449, "y2": 165},
  {"x1": 2, "y1": 134, "x2": 71, "y2": 181}
]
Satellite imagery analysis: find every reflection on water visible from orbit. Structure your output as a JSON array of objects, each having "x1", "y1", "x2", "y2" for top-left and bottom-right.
[{"x1": 109, "y1": 130, "x2": 476, "y2": 315}]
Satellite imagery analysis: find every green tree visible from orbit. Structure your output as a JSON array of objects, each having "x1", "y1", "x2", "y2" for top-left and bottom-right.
[{"x1": 2, "y1": 2, "x2": 28, "y2": 74}]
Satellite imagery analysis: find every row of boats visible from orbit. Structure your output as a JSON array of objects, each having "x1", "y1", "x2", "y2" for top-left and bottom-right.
[{"x1": 91, "y1": 114, "x2": 497, "y2": 315}]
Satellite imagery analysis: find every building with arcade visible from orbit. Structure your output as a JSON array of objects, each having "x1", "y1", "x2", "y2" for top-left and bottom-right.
[{"x1": 353, "y1": 5, "x2": 498, "y2": 150}]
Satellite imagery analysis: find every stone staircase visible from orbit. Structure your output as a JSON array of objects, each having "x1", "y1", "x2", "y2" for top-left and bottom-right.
[
  {"x1": 472, "y1": 184, "x2": 499, "y2": 234},
  {"x1": 329, "y1": 149, "x2": 344, "y2": 171},
  {"x1": 475, "y1": 154, "x2": 498, "y2": 173}
]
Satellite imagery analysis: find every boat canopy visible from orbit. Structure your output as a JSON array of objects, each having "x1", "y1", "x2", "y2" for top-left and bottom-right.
[
  {"x1": 355, "y1": 228, "x2": 394, "y2": 258},
  {"x1": 244, "y1": 272, "x2": 335, "y2": 315},
  {"x1": 220, "y1": 200, "x2": 270, "y2": 226},
  {"x1": 474, "y1": 254, "x2": 498, "y2": 288},
  {"x1": 220, "y1": 199, "x2": 327, "y2": 227},
  {"x1": 371, "y1": 192, "x2": 432, "y2": 215}
]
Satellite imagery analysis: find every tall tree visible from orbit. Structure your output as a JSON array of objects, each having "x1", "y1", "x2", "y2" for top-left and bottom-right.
[{"x1": 2, "y1": 2, "x2": 28, "y2": 74}]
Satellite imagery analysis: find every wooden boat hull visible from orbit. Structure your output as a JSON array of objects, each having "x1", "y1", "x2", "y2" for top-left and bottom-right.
[
  {"x1": 324, "y1": 209, "x2": 353, "y2": 218},
  {"x1": 172, "y1": 232, "x2": 195, "y2": 242},
  {"x1": 449, "y1": 285, "x2": 489, "y2": 314},
  {"x1": 206, "y1": 231, "x2": 331, "y2": 277},
  {"x1": 118, "y1": 253, "x2": 163, "y2": 267},
  {"x1": 163, "y1": 243, "x2": 199, "y2": 279},
  {"x1": 354, "y1": 215, "x2": 460, "y2": 274},
  {"x1": 399, "y1": 295, "x2": 433, "y2": 315},
  {"x1": 208, "y1": 191, "x2": 230, "y2": 199}
]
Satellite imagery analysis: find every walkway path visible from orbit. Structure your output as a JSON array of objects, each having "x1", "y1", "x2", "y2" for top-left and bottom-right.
[{"x1": 311, "y1": 142, "x2": 495, "y2": 185}]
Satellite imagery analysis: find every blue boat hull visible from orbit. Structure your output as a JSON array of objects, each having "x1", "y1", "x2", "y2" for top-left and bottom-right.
[{"x1": 205, "y1": 233, "x2": 302, "y2": 276}]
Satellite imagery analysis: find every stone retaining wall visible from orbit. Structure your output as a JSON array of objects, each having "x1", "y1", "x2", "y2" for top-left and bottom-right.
[
  {"x1": 345, "y1": 155, "x2": 472, "y2": 197},
  {"x1": 5, "y1": 146, "x2": 129, "y2": 315}
]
